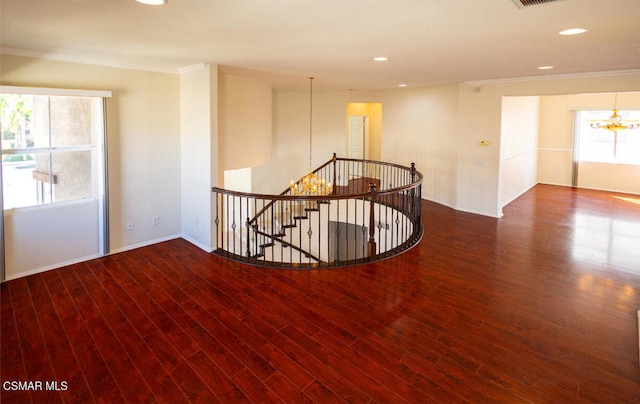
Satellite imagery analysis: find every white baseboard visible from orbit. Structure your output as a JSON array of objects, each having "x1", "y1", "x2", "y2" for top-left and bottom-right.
[
  {"x1": 180, "y1": 234, "x2": 213, "y2": 253},
  {"x1": 457, "y1": 206, "x2": 503, "y2": 219},
  {"x1": 573, "y1": 185, "x2": 640, "y2": 196},
  {"x1": 4, "y1": 253, "x2": 102, "y2": 281},
  {"x1": 537, "y1": 180, "x2": 571, "y2": 187},
  {"x1": 501, "y1": 182, "x2": 538, "y2": 210},
  {"x1": 423, "y1": 197, "x2": 503, "y2": 219},
  {"x1": 3, "y1": 234, "x2": 211, "y2": 282},
  {"x1": 109, "y1": 234, "x2": 182, "y2": 254}
]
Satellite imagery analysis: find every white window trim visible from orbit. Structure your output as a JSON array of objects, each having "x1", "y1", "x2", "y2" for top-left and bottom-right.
[{"x1": 0, "y1": 85, "x2": 111, "y2": 98}]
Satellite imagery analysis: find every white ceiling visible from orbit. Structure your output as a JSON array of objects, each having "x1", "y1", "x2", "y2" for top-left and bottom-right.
[{"x1": 1, "y1": 0, "x2": 639, "y2": 90}]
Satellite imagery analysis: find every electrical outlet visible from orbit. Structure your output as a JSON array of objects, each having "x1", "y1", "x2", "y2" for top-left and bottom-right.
[
  {"x1": 126, "y1": 221, "x2": 134, "y2": 231},
  {"x1": 152, "y1": 216, "x2": 159, "y2": 225}
]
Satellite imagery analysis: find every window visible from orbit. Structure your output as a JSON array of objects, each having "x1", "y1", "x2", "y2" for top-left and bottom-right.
[
  {"x1": 576, "y1": 109, "x2": 640, "y2": 165},
  {"x1": 1, "y1": 93, "x2": 104, "y2": 209}
]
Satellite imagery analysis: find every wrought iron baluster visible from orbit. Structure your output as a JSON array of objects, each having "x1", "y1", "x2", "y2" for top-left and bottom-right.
[
  {"x1": 368, "y1": 183, "x2": 377, "y2": 259},
  {"x1": 211, "y1": 155, "x2": 423, "y2": 268}
]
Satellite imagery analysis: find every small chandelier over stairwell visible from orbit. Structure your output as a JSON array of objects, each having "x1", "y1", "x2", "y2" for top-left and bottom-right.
[{"x1": 290, "y1": 77, "x2": 333, "y2": 196}]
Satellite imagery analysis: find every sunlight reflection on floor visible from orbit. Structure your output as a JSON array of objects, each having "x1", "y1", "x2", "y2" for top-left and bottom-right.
[
  {"x1": 613, "y1": 195, "x2": 640, "y2": 206},
  {"x1": 572, "y1": 210, "x2": 640, "y2": 272}
]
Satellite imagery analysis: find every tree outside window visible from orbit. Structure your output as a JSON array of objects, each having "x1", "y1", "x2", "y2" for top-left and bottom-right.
[{"x1": 1, "y1": 94, "x2": 96, "y2": 209}]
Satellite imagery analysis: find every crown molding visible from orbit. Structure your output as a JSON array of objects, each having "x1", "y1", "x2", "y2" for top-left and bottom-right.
[
  {"x1": 464, "y1": 69, "x2": 640, "y2": 85},
  {"x1": 1, "y1": 47, "x2": 180, "y2": 74},
  {"x1": 176, "y1": 63, "x2": 208, "y2": 74}
]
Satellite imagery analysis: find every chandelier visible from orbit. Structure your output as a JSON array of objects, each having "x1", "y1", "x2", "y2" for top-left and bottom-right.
[
  {"x1": 290, "y1": 77, "x2": 333, "y2": 196},
  {"x1": 589, "y1": 94, "x2": 640, "y2": 132}
]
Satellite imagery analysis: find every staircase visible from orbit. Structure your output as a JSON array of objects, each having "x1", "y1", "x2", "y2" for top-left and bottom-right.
[
  {"x1": 211, "y1": 155, "x2": 424, "y2": 269},
  {"x1": 251, "y1": 200, "x2": 326, "y2": 265}
]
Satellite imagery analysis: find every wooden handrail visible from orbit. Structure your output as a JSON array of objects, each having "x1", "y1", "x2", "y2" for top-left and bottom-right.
[
  {"x1": 211, "y1": 154, "x2": 423, "y2": 268},
  {"x1": 212, "y1": 157, "x2": 423, "y2": 201}
]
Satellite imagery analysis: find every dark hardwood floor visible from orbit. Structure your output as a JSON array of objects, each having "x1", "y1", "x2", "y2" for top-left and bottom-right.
[{"x1": 2, "y1": 184, "x2": 639, "y2": 403}]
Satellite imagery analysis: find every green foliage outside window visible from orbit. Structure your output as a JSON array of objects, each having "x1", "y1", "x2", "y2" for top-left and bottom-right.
[{"x1": 0, "y1": 94, "x2": 33, "y2": 147}]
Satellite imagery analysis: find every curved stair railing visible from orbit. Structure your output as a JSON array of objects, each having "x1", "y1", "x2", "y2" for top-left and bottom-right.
[{"x1": 211, "y1": 154, "x2": 423, "y2": 268}]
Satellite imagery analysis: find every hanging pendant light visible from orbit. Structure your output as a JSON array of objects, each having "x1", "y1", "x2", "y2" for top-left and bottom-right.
[
  {"x1": 589, "y1": 94, "x2": 640, "y2": 132},
  {"x1": 290, "y1": 77, "x2": 333, "y2": 196}
]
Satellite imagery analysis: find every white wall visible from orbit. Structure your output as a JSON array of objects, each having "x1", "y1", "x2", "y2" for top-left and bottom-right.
[
  {"x1": 379, "y1": 84, "x2": 459, "y2": 208},
  {"x1": 180, "y1": 64, "x2": 218, "y2": 251},
  {"x1": 499, "y1": 96, "x2": 540, "y2": 209},
  {"x1": 265, "y1": 84, "x2": 460, "y2": 209},
  {"x1": 224, "y1": 167, "x2": 252, "y2": 193},
  {"x1": 1, "y1": 54, "x2": 182, "y2": 254},
  {"x1": 253, "y1": 89, "x2": 349, "y2": 195},
  {"x1": 4, "y1": 200, "x2": 100, "y2": 279},
  {"x1": 537, "y1": 95, "x2": 576, "y2": 186},
  {"x1": 219, "y1": 73, "x2": 272, "y2": 178},
  {"x1": 577, "y1": 163, "x2": 640, "y2": 194}
]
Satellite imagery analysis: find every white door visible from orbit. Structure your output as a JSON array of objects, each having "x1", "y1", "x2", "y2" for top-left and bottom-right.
[
  {"x1": 347, "y1": 115, "x2": 369, "y2": 178},
  {"x1": 0, "y1": 88, "x2": 110, "y2": 281},
  {"x1": 347, "y1": 115, "x2": 368, "y2": 159}
]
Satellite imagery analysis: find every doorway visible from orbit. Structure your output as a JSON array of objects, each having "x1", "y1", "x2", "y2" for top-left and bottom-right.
[{"x1": 346, "y1": 103, "x2": 382, "y2": 161}]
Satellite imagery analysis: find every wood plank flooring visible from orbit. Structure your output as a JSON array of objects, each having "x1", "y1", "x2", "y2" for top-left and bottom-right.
[{"x1": 2, "y1": 184, "x2": 640, "y2": 403}]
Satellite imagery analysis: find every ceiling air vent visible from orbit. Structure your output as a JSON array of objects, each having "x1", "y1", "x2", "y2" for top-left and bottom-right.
[{"x1": 511, "y1": 0, "x2": 565, "y2": 8}]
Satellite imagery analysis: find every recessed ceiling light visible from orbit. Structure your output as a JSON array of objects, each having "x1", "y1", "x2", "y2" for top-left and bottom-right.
[
  {"x1": 559, "y1": 28, "x2": 588, "y2": 36},
  {"x1": 136, "y1": 0, "x2": 166, "y2": 5},
  {"x1": 538, "y1": 66, "x2": 554, "y2": 70},
  {"x1": 398, "y1": 84, "x2": 407, "y2": 87},
  {"x1": 373, "y1": 57, "x2": 389, "y2": 62}
]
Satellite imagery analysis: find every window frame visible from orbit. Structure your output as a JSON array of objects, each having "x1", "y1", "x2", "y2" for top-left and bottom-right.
[
  {"x1": 1, "y1": 86, "x2": 111, "y2": 211},
  {"x1": 575, "y1": 109, "x2": 640, "y2": 166}
]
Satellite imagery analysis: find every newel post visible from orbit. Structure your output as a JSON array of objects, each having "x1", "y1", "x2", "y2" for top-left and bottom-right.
[{"x1": 368, "y1": 183, "x2": 377, "y2": 259}]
